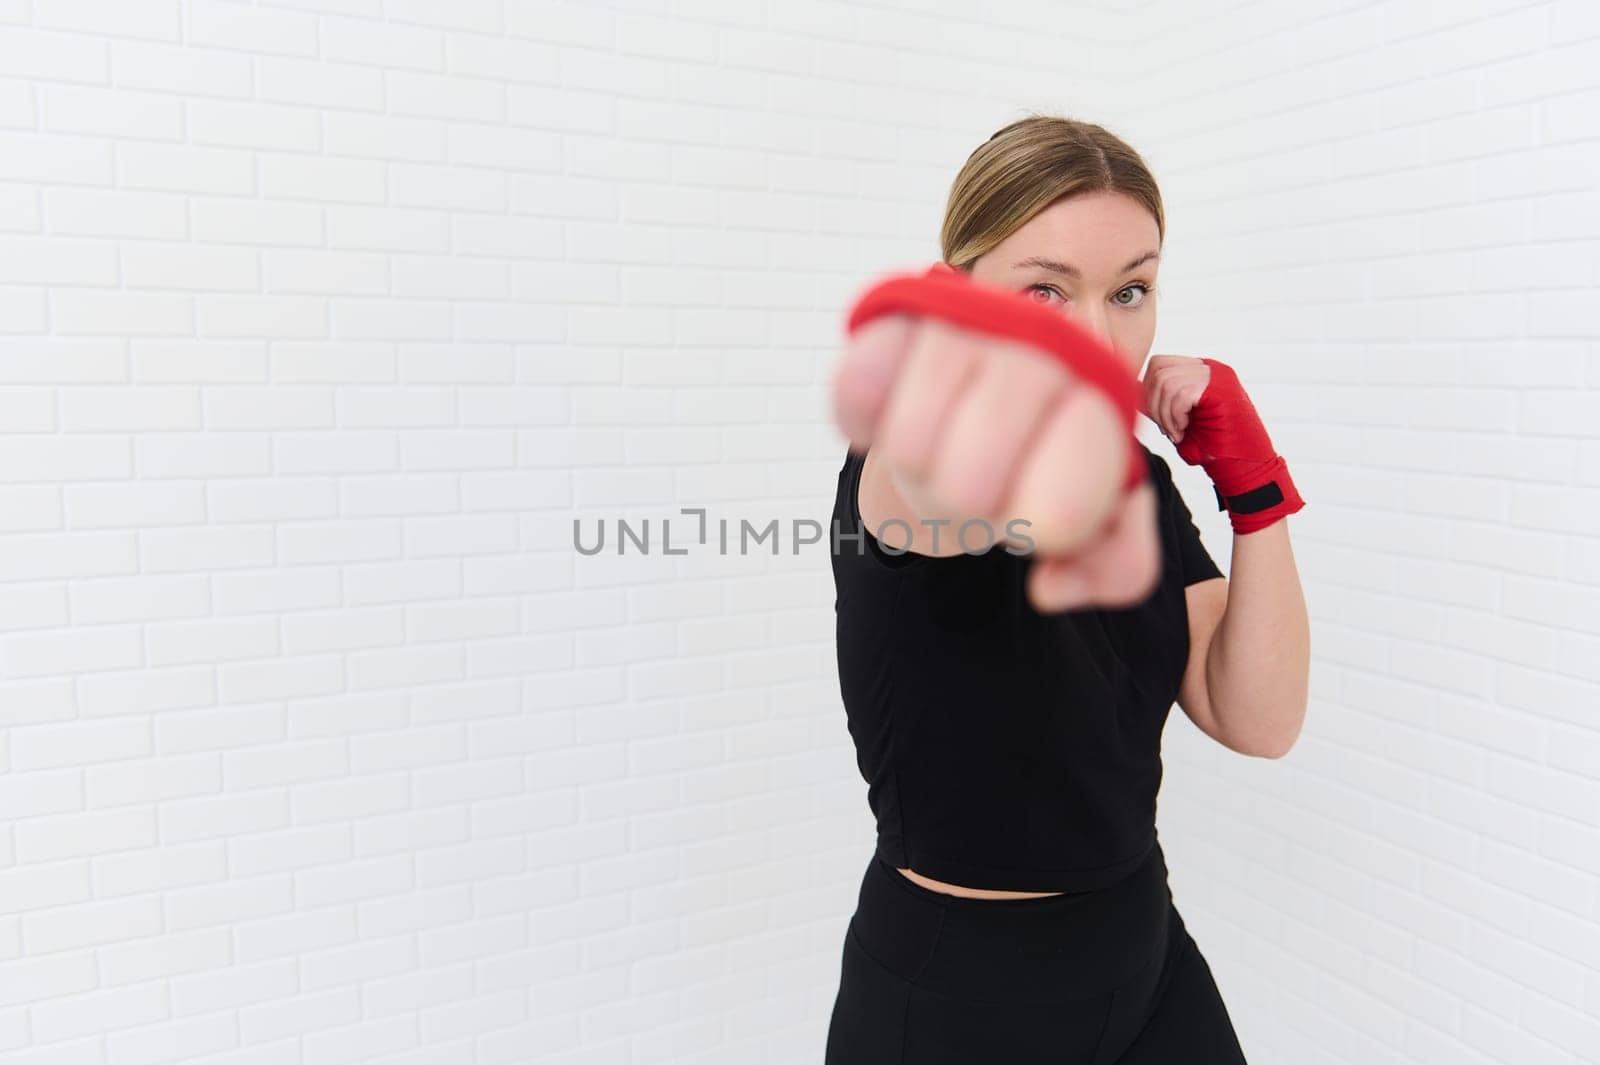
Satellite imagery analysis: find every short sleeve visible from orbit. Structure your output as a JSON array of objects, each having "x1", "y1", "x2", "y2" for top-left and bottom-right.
[{"x1": 1149, "y1": 450, "x2": 1225, "y2": 587}]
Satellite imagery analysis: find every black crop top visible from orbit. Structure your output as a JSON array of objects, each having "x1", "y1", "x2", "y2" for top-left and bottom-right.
[{"x1": 830, "y1": 441, "x2": 1226, "y2": 893}]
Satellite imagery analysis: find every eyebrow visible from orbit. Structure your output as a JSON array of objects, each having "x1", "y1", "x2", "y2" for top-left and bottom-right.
[{"x1": 1011, "y1": 251, "x2": 1160, "y2": 279}]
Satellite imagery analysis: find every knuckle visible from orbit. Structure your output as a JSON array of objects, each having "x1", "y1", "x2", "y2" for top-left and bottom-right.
[{"x1": 859, "y1": 313, "x2": 914, "y2": 353}]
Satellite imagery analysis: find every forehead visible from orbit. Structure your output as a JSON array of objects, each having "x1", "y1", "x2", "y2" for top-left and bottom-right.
[{"x1": 996, "y1": 191, "x2": 1160, "y2": 267}]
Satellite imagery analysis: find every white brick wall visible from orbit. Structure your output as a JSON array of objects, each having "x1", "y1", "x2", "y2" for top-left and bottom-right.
[
  {"x1": 0, "y1": 0, "x2": 1595, "y2": 1063},
  {"x1": 1098, "y1": 2, "x2": 1600, "y2": 1063}
]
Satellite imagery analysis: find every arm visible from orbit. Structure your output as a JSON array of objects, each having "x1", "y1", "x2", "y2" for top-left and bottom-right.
[
  {"x1": 1144, "y1": 355, "x2": 1309, "y2": 758},
  {"x1": 1175, "y1": 520, "x2": 1309, "y2": 758}
]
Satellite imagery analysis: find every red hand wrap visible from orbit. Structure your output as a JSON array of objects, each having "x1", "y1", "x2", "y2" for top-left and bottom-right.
[
  {"x1": 844, "y1": 262, "x2": 1148, "y2": 493},
  {"x1": 1174, "y1": 358, "x2": 1306, "y2": 534}
]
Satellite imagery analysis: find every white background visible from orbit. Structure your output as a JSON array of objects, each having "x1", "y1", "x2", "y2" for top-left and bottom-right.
[{"x1": 1, "y1": 1, "x2": 1598, "y2": 1063}]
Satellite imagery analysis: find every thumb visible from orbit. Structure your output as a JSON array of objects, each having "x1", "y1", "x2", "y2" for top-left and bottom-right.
[{"x1": 1135, "y1": 373, "x2": 1156, "y2": 419}]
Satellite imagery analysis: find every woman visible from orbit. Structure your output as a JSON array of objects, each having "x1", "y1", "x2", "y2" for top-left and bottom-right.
[{"x1": 824, "y1": 114, "x2": 1310, "y2": 1063}]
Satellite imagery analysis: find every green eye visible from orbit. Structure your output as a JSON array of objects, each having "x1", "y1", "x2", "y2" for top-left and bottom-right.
[{"x1": 1030, "y1": 283, "x2": 1153, "y2": 306}]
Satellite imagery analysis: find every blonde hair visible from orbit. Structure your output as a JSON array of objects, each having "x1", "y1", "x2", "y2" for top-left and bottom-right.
[{"x1": 940, "y1": 113, "x2": 1165, "y2": 271}]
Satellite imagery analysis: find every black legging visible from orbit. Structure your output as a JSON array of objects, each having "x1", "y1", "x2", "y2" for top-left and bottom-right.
[{"x1": 825, "y1": 836, "x2": 1248, "y2": 1064}]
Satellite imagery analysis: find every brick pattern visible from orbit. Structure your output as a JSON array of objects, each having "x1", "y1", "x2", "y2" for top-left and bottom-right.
[{"x1": 0, "y1": 1, "x2": 1596, "y2": 1063}]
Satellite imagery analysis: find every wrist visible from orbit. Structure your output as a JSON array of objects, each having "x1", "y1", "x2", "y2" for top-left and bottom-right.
[{"x1": 1206, "y1": 454, "x2": 1305, "y2": 533}]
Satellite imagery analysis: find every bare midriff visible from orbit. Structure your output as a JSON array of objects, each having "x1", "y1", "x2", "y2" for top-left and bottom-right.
[{"x1": 895, "y1": 866, "x2": 1066, "y2": 900}]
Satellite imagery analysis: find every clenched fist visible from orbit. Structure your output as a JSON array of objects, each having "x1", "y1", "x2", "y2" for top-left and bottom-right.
[{"x1": 833, "y1": 304, "x2": 1163, "y2": 615}]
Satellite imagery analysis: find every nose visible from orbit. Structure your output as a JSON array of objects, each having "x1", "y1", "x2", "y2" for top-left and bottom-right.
[{"x1": 1063, "y1": 305, "x2": 1113, "y2": 350}]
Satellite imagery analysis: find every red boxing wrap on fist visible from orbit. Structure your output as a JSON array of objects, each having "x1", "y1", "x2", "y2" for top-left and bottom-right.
[
  {"x1": 844, "y1": 262, "x2": 1148, "y2": 493},
  {"x1": 1174, "y1": 358, "x2": 1306, "y2": 534}
]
